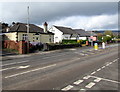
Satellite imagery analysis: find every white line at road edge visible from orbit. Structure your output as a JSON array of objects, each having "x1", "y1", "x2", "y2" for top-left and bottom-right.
[
  {"x1": 90, "y1": 75, "x2": 120, "y2": 84},
  {"x1": 61, "y1": 85, "x2": 73, "y2": 91},
  {"x1": 2, "y1": 60, "x2": 29, "y2": 66},
  {"x1": 5, "y1": 64, "x2": 56, "y2": 78},
  {"x1": 90, "y1": 71, "x2": 96, "y2": 75},
  {"x1": 85, "y1": 82, "x2": 96, "y2": 88},
  {"x1": 83, "y1": 75, "x2": 90, "y2": 79},
  {"x1": 94, "y1": 78, "x2": 102, "y2": 82},
  {"x1": 0, "y1": 66, "x2": 17, "y2": 71},
  {"x1": 0, "y1": 65, "x2": 30, "y2": 71},
  {"x1": 73, "y1": 80, "x2": 84, "y2": 85}
]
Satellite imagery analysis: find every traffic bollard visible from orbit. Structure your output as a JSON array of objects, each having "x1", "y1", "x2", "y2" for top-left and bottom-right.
[
  {"x1": 94, "y1": 43, "x2": 98, "y2": 50},
  {"x1": 102, "y1": 42, "x2": 105, "y2": 49}
]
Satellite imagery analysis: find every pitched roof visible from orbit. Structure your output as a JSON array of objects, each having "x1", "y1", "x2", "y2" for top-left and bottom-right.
[
  {"x1": 74, "y1": 29, "x2": 97, "y2": 36},
  {"x1": 9, "y1": 22, "x2": 44, "y2": 33},
  {"x1": 54, "y1": 26, "x2": 77, "y2": 34}
]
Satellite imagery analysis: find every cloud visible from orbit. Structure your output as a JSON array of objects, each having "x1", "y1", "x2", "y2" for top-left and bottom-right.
[
  {"x1": 48, "y1": 14, "x2": 118, "y2": 30},
  {"x1": 0, "y1": 2, "x2": 118, "y2": 30}
]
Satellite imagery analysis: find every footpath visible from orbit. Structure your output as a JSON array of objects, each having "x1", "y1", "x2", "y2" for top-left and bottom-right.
[{"x1": 0, "y1": 43, "x2": 119, "y2": 61}]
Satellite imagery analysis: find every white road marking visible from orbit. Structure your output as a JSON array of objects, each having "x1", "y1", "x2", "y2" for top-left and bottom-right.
[
  {"x1": 101, "y1": 66, "x2": 106, "y2": 69},
  {"x1": 69, "y1": 49, "x2": 76, "y2": 51},
  {"x1": 73, "y1": 80, "x2": 84, "y2": 85},
  {"x1": 90, "y1": 53, "x2": 95, "y2": 54},
  {"x1": 2, "y1": 60, "x2": 29, "y2": 66},
  {"x1": 5, "y1": 64, "x2": 56, "y2": 78},
  {"x1": 94, "y1": 78, "x2": 102, "y2": 82},
  {"x1": 109, "y1": 62, "x2": 112, "y2": 65},
  {"x1": 61, "y1": 85, "x2": 73, "y2": 91},
  {"x1": 80, "y1": 53, "x2": 85, "y2": 56},
  {"x1": 80, "y1": 88, "x2": 86, "y2": 90},
  {"x1": 90, "y1": 75, "x2": 120, "y2": 84},
  {"x1": 91, "y1": 71, "x2": 96, "y2": 75},
  {"x1": 96, "y1": 68, "x2": 101, "y2": 71},
  {"x1": 85, "y1": 82, "x2": 96, "y2": 88},
  {"x1": 84, "y1": 54, "x2": 88, "y2": 56},
  {"x1": 83, "y1": 75, "x2": 90, "y2": 79},
  {"x1": 106, "y1": 63, "x2": 110, "y2": 66},
  {"x1": 0, "y1": 66, "x2": 17, "y2": 71},
  {"x1": 17, "y1": 65, "x2": 30, "y2": 69},
  {"x1": 113, "y1": 58, "x2": 119, "y2": 63},
  {"x1": 43, "y1": 53, "x2": 68, "y2": 59}
]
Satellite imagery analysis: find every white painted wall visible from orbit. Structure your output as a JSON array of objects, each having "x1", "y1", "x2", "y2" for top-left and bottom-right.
[
  {"x1": 63, "y1": 34, "x2": 71, "y2": 39},
  {"x1": 78, "y1": 37, "x2": 87, "y2": 40},
  {"x1": 49, "y1": 26, "x2": 63, "y2": 43}
]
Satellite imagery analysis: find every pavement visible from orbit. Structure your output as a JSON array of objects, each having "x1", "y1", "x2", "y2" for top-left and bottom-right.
[
  {"x1": 1, "y1": 43, "x2": 119, "y2": 61},
  {"x1": 1, "y1": 43, "x2": 119, "y2": 91}
]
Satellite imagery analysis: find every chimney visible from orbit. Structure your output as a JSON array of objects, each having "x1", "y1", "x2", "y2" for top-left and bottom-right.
[
  {"x1": 6, "y1": 27, "x2": 9, "y2": 32},
  {"x1": 43, "y1": 22, "x2": 48, "y2": 33}
]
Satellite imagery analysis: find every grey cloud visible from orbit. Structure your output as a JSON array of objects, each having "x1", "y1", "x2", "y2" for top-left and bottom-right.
[
  {"x1": 1, "y1": 2, "x2": 118, "y2": 24},
  {"x1": 0, "y1": 2, "x2": 118, "y2": 30}
]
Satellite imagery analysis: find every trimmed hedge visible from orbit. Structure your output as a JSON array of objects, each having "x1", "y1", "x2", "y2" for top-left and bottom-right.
[
  {"x1": 62, "y1": 39, "x2": 78, "y2": 44},
  {"x1": 43, "y1": 43, "x2": 82, "y2": 51}
]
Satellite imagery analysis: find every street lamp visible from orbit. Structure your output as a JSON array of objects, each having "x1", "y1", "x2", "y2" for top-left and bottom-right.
[{"x1": 27, "y1": 6, "x2": 30, "y2": 53}]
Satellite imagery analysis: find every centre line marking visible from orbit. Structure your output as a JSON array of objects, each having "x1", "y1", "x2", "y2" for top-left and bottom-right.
[
  {"x1": 61, "y1": 85, "x2": 73, "y2": 91},
  {"x1": 85, "y1": 82, "x2": 96, "y2": 88},
  {"x1": 90, "y1": 75, "x2": 120, "y2": 84},
  {"x1": 5, "y1": 64, "x2": 56, "y2": 78},
  {"x1": 73, "y1": 80, "x2": 84, "y2": 85},
  {"x1": 17, "y1": 65, "x2": 30, "y2": 69}
]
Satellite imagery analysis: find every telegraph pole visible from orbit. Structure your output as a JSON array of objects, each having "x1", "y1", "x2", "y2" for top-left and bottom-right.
[
  {"x1": 27, "y1": 6, "x2": 29, "y2": 53},
  {"x1": 91, "y1": 31, "x2": 93, "y2": 46}
]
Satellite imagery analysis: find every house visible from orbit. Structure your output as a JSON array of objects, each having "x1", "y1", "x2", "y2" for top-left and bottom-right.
[
  {"x1": 3, "y1": 22, "x2": 54, "y2": 44},
  {"x1": 74, "y1": 29, "x2": 97, "y2": 41},
  {"x1": 49, "y1": 25, "x2": 78, "y2": 43}
]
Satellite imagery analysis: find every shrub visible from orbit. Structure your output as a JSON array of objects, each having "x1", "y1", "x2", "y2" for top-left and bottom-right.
[{"x1": 62, "y1": 39, "x2": 77, "y2": 44}]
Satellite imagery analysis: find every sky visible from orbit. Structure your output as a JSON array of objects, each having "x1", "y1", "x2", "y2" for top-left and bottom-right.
[{"x1": 0, "y1": 1, "x2": 119, "y2": 31}]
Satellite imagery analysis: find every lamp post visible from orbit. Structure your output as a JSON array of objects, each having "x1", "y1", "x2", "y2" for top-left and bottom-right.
[{"x1": 27, "y1": 6, "x2": 29, "y2": 53}]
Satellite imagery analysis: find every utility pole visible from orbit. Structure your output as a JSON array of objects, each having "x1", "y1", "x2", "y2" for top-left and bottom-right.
[
  {"x1": 91, "y1": 31, "x2": 93, "y2": 46},
  {"x1": 27, "y1": 6, "x2": 29, "y2": 53}
]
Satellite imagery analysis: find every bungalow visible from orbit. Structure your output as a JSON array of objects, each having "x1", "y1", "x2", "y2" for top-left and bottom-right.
[
  {"x1": 49, "y1": 25, "x2": 78, "y2": 43},
  {"x1": 3, "y1": 22, "x2": 54, "y2": 44},
  {"x1": 74, "y1": 29, "x2": 97, "y2": 41}
]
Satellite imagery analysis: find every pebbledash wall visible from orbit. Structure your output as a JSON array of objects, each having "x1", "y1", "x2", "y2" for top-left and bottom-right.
[{"x1": 4, "y1": 32, "x2": 54, "y2": 43}]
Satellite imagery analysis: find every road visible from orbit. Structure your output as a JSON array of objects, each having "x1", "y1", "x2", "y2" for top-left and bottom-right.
[{"x1": 1, "y1": 44, "x2": 119, "y2": 91}]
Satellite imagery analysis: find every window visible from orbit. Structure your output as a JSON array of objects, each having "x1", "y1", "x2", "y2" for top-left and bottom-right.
[
  {"x1": 36, "y1": 37, "x2": 39, "y2": 40},
  {"x1": 22, "y1": 34, "x2": 28, "y2": 41}
]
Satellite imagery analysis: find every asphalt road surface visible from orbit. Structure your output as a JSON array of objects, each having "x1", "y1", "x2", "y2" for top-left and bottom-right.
[{"x1": 1, "y1": 44, "x2": 119, "y2": 91}]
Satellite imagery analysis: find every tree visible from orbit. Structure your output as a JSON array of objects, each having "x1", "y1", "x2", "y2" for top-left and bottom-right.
[
  {"x1": 104, "y1": 30, "x2": 114, "y2": 38},
  {"x1": 97, "y1": 33, "x2": 103, "y2": 42}
]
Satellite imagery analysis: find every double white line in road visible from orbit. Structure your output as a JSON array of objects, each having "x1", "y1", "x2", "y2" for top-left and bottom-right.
[{"x1": 5, "y1": 64, "x2": 56, "y2": 78}]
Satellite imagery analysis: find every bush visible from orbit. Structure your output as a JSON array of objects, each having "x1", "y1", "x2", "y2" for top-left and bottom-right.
[{"x1": 62, "y1": 39, "x2": 77, "y2": 44}]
